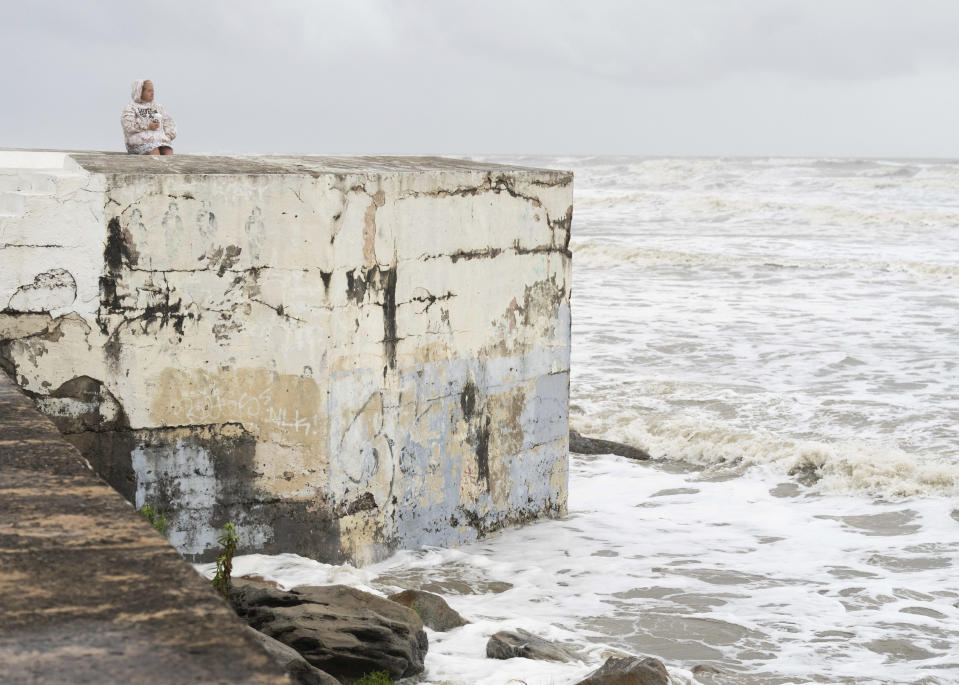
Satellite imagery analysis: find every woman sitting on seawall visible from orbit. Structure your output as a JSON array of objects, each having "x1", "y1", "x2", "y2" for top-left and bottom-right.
[{"x1": 121, "y1": 79, "x2": 177, "y2": 155}]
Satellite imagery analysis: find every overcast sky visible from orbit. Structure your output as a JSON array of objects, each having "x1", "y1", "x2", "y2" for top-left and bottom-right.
[{"x1": 2, "y1": 0, "x2": 959, "y2": 157}]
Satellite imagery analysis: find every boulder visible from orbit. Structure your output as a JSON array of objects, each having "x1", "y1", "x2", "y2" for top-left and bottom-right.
[
  {"x1": 574, "y1": 656, "x2": 669, "y2": 685},
  {"x1": 486, "y1": 628, "x2": 578, "y2": 662},
  {"x1": 230, "y1": 582, "x2": 428, "y2": 681},
  {"x1": 569, "y1": 430, "x2": 651, "y2": 460},
  {"x1": 245, "y1": 627, "x2": 340, "y2": 685},
  {"x1": 388, "y1": 589, "x2": 469, "y2": 631}
]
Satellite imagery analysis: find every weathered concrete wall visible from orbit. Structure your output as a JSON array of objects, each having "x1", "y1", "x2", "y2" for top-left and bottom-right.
[{"x1": 0, "y1": 150, "x2": 572, "y2": 564}]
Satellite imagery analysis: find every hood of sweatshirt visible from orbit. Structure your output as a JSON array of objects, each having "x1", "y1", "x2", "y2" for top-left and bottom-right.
[{"x1": 131, "y1": 80, "x2": 153, "y2": 104}]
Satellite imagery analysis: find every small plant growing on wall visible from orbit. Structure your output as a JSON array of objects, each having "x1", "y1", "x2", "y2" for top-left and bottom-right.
[
  {"x1": 211, "y1": 522, "x2": 238, "y2": 599},
  {"x1": 138, "y1": 505, "x2": 168, "y2": 535}
]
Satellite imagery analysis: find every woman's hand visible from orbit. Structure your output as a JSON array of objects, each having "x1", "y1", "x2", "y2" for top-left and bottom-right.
[{"x1": 149, "y1": 121, "x2": 160, "y2": 130}]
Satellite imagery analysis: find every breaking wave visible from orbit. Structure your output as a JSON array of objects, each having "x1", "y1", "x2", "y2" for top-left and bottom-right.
[
  {"x1": 570, "y1": 413, "x2": 959, "y2": 499},
  {"x1": 571, "y1": 239, "x2": 959, "y2": 280}
]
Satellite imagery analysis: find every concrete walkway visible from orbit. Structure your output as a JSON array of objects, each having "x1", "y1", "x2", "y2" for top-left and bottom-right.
[{"x1": 0, "y1": 373, "x2": 289, "y2": 684}]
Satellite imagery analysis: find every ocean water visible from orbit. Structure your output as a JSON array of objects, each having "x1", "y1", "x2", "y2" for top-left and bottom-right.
[{"x1": 214, "y1": 157, "x2": 959, "y2": 684}]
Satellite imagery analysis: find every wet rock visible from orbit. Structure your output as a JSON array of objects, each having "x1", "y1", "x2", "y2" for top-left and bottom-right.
[
  {"x1": 230, "y1": 582, "x2": 428, "y2": 681},
  {"x1": 245, "y1": 627, "x2": 340, "y2": 685},
  {"x1": 388, "y1": 589, "x2": 469, "y2": 631},
  {"x1": 692, "y1": 663, "x2": 722, "y2": 676},
  {"x1": 486, "y1": 628, "x2": 578, "y2": 662},
  {"x1": 236, "y1": 574, "x2": 281, "y2": 589},
  {"x1": 788, "y1": 462, "x2": 823, "y2": 486},
  {"x1": 569, "y1": 430, "x2": 651, "y2": 460},
  {"x1": 574, "y1": 656, "x2": 669, "y2": 685}
]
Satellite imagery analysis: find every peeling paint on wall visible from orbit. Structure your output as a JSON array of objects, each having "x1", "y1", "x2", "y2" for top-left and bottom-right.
[{"x1": 6, "y1": 268, "x2": 77, "y2": 313}]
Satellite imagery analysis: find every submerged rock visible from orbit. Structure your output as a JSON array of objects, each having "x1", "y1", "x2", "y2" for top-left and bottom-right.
[
  {"x1": 245, "y1": 627, "x2": 340, "y2": 685},
  {"x1": 230, "y1": 582, "x2": 428, "y2": 681},
  {"x1": 574, "y1": 656, "x2": 669, "y2": 685},
  {"x1": 569, "y1": 430, "x2": 651, "y2": 460},
  {"x1": 236, "y1": 574, "x2": 281, "y2": 589},
  {"x1": 692, "y1": 663, "x2": 722, "y2": 679},
  {"x1": 486, "y1": 628, "x2": 579, "y2": 662},
  {"x1": 388, "y1": 589, "x2": 469, "y2": 631}
]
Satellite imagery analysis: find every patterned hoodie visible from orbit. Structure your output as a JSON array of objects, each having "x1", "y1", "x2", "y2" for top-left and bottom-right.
[{"x1": 121, "y1": 80, "x2": 177, "y2": 154}]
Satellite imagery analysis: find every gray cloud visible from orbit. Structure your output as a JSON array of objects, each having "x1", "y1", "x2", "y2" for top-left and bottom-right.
[
  {"x1": 393, "y1": 0, "x2": 959, "y2": 83},
  {"x1": 2, "y1": 0, "x2": 958, "y2": 156}
]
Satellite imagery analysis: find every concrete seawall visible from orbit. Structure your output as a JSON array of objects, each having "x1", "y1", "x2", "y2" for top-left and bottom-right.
[
  {"x1": 0, "y1": 150, "x2": 573, "y2": 564},
  {"x1": 0, "y1": 372, "x2": 289, "y2": 683}
]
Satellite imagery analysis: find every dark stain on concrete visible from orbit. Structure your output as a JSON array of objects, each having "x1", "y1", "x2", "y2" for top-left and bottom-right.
[
  {"x1": 99, "y1": 278, "x2": 195, "y2": 353},
  {"x1": 344, "y1": 265, "x2": 400, "y2": 369},
  {"x1": 104, "y1": 217, "x2": 140, "y2": 272},
  {"x1": 143, "y1": 290, "x2": 189, "y2": 335},
  {"x1": 99, "y1": 218, "x2": 136, "y2": 344},
  {"x1": 265, "y1": 498, "x2": 344, "y2": 564},
  {"x1": 99, "y1": 217, "x2": 202, "y2": 352},
  {"x1": 455, "y1": 496, "x2": 565, "y2": 539},
  {"x1": 217, "y1": 244, "x2": 243, "y2": 277},
  {"x1": 460, "y1": 380, "x2": 477, "y2": 420},
  {"x1": 97, "y1": 277, "x2": 119, "y2": 324},
  {"x1": 381, "y1": 266, "x2": 398, "y2": 370},
  {"x1": 549, "y1": 204, "x2": 574, "y2": 250},
  {"x1": 336, "y1": 491, "x2": 378, "y2": 518},
  {"x1": 458, "y1": 378, "x2": 490, "y2": 491},
  {"x1": 345, "y1": 268, "x2": 371, "y2": 304},
  {"x1": 475, "y1": 414, "x2": 491, "y2": 489},
  {"x1": 513, "y1": 244, "x2": 573, "y2": 259},
  {"x1": 450, "y1": 247, "x2": 503, "y2": 263}
]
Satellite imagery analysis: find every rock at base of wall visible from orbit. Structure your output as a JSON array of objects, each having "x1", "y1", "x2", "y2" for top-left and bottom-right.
[
  {"x1": 387, "y1": 589, "x2": 469, "y2": 632},
  {"x1": 574, "y1": 656, "x2": 669, "y2": 685},
  {"x1": 569, "y1": 430, "x2": 651, "y2": 460},
  {"x1": 486, "y1": 629, "x2": 579, "y2": 662},
  {"x1": 245, "y1": 627, "x2": 340, "y2": 685},
  {"x1": 230, "y1": 582, "x2": 428, "y2": 681}
]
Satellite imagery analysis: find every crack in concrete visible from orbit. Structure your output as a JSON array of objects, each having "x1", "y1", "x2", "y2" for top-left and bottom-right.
[
  {"x1": 249, "y1": 298, "x2": 305, "y2": 323},
  {"x1": 402, "y1": 290, "x2": 455, "y2": 313},
  {"x1": 0, "y1": 243, "x2": 68, "y2": 249},
  {"x1": 420, "y1": 245, "x2": 571, "y2": 262}
]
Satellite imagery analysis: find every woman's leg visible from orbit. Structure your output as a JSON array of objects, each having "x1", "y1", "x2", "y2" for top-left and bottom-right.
[
  {"x1": 143, "y1": 148, "x2": 160, "y2": 155},
  {"x1": 158, "y1": 146, "x2": 174, "y2": 156}
]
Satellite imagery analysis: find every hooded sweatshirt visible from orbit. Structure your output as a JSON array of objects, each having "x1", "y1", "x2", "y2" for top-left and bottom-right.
[{"x1": 121, "y1": 80, "x2": 177, "y2": 153}]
